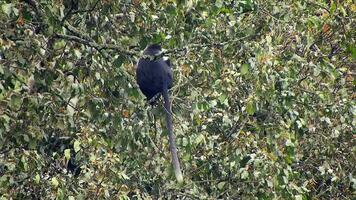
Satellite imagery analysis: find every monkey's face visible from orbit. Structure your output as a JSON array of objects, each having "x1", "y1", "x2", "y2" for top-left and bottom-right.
[{"x1": 143, "y1": 44, "x2": 162, "y2": 56}]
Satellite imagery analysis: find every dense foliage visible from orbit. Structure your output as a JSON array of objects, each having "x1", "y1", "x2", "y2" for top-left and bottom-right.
[{"x1": 0, "y1": 0, "x2": 355, "y2": 199}]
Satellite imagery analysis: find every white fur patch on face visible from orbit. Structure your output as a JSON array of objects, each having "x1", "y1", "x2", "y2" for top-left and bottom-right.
[{"x1": 155, "y1": 50, "x2": 162, "y2": 56}]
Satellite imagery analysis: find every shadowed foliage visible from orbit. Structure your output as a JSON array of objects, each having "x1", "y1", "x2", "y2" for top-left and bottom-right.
[{"x1": 0, "y1": 0, "x2": 354, "y2": 199}]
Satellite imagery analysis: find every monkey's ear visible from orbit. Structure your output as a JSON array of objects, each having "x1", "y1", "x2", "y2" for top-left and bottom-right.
[{"x1": 163, "y1": 56, "x2": 171, "y2": 67}]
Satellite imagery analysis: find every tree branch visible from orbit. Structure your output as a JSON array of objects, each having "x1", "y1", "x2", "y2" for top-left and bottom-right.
[{"x1": 55, "y1": 33, "x2": 138, "y2": 57}]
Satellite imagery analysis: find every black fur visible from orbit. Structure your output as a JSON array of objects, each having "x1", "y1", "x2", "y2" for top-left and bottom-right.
[
  {"x1": 136, "y1": 44, "x2": 183, "y2": 182},
  {"x1": 136, "y1": 44, "x2": 172, "y2": 101}
]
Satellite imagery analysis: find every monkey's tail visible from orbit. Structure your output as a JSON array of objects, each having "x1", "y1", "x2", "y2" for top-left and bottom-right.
[{"x1": 162, "y1": 84, "x2": 183, "y2": 183}]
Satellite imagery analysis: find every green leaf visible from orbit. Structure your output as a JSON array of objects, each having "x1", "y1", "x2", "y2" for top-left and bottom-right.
[
  {"x1": 330, "y1": 2, "x2": 336, "y2": 15},
  {"x1": 241, "y1": 170, "x2": 249, "y2": 179},
  {"x1": 73, "y1": 140, "x2": 81, "y2": 153},
  {"x1": 1, "y1": 3, "x2": 12, "y2": 16},
  {"x1": 246, "y1": 101, "x2": 255, "y2": 115},
  {"x1": 119, "y1": 172, "x2": 129, "y2": 180},
  {"x1": 74, "y1": 49, "x2": 82, "y2": 58},
  {"x1": 217, "y1": 181, "x2": 225, "y2": 189},
  {"x1": 295, "y1": 195, "x2": 303, "y2": 200},
  {"x1": 347, "y1": 44, "x2": 356, "y2": 60},
  {"x1": 64, "y1": 149, "x2": 71, "y2": 160},
  {"x1": 21, "y1": 155, "x2": 28, "y2": 171},
  {"x1": 23, "y1": 134, "x2": 30, "y2": 142},
  {"x1": 195, "y1": 134, "x2": 205, "y2": 145},
  {"x1": 215, "y1": 0, "x2": 223, "y2": 8},
  {"x1": 51, "y1": 177, "x2": 59, "y2": 187},
  {"x1": 22, "y1": 10, "x2": 32, "y2": 21},
  {"x1": 113, "y1": 55, "x2": 125, "y2": 68},
  {"x1": 95, "y1": 72, "x2": 101, "y2": 80},
  {"x1": 34, "y1": 174, "x2": 40, "y2": 184},
  {"x1": 241, "y1": 64, "x2": 249, "y2": 75},
  {"x1": 209, "y1": 99, "x2": 217, "y2": 108},
  {"x1": 218, "y1": 94, "x2": 227, "y2": 104},
  {"x1": 10, "y1": 94, "x2": 22, "y2": 110}
]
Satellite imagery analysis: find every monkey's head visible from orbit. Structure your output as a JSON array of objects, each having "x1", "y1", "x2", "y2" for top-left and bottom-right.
[{"x1": 143, "y1": 44, "x2": 162, "y2": 56}]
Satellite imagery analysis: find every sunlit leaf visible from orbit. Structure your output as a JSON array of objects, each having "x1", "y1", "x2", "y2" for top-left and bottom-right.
[
  {"x1": 246, "y1": 101, "x2": 255, "y2": 115},
  {"x1": 64, "y1": 149, "x2": 71, "y2": 160},
  {"x1": 241, "y1": 63, "x2": 249, "y2": 75},
  {"x1": 51, "y1": 177, "x2": 59, "y2": 187},
  {"x1": 1, "y1": 3, "x2": 12, "y2": 16},
  {"x1": 73, "y1": 140, "x2": 81, "y2": 153}
]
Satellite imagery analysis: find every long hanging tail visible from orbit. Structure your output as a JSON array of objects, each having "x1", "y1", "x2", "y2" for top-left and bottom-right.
[{"x1": 162, "y1": 84, "x2": 183, "y2": 183}]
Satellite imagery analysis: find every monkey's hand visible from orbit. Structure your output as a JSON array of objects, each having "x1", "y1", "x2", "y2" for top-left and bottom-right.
[{"x1": 147, "y1": 93, "x2": 161, "y2": 106}]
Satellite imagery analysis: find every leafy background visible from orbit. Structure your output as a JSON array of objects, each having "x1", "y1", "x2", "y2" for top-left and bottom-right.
[{"x1": 0, "y1": 0, "x2": 355, "y2": 199}]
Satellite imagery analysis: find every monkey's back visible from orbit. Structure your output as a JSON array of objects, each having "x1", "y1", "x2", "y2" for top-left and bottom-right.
[{"x1": 136, "y1": 58, "x2": 173, "y2": 100}]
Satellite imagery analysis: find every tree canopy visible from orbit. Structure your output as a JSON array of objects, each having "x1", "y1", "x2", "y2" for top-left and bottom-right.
[{"x1": 0, "y1": 0, "x2": 355, "y2": 199}]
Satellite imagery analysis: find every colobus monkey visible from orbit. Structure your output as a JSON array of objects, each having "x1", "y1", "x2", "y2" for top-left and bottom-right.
[{"x1": 136, "y1": 44, "x2": 183, "y2": 183}]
